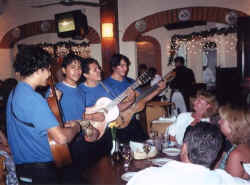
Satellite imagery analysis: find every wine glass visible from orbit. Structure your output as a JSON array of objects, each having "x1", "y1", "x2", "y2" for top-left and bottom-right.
[
  {"x1": 149, "y1": 130, "x2": 158, "y2": 139},
  {"x1": 143, "y1": 143, "x2": 151, "y2": 159}
]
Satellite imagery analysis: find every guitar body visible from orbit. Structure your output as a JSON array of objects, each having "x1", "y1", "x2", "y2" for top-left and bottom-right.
[
  {"x1": 116, "y1": 71, "x2": 176, "y2": 129},
  {"x1": 85, "y1": 72, "x2": 153, "y2": 140},
  {"x1": 116, "y1": 98, "x2": 147, "y2": 129},
  {"x1": 47, "y1": 135, "x2": 72, "y2": 168},
  {"x1": 85, "y1": 97, "x2": 120, "y2": 140}
]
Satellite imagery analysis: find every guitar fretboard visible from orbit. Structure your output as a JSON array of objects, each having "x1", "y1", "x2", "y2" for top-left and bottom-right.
[
  {"x1": 106, "y1": 71, "x2": 152, "y2": 109},
  {"x1": 106, "y1": 80, "x2": 141, "y2": 109}
]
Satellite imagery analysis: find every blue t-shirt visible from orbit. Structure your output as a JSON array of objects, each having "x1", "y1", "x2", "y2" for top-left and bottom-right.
[
  {"x1": 6, "y1": 82, "x2": 59, "y2": 164},
  {"x1": 53, "y1": 82, "x2": 86, "y2": 122},
  {"x1": 78, "y1": 82, "x2": 113, "y2": 156},
  {"x1": 103, "y1": 77, "x2": 135, "y2": 97},
  {"x1": 79, "y1": 82, "x2": 113, "y2": 107}
]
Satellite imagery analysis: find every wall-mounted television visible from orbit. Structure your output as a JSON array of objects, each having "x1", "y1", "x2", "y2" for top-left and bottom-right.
[{"x1": 55, "y1": 10, "x2": 88, "y2": 39}]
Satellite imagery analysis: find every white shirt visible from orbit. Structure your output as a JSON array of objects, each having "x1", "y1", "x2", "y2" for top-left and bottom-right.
[
  {"x1": 150, "y1": 74, "x2": 166, "y2": 97},
  {"x1": 167, "y1": 112, "x2": 209, "y2": 145},
  {"x1": 150, "y1": 74, "x2": 162, "y2": 86},
  {"x1": 171, "y1": 91, "x2": 187, "y2": 115},
  {"x1": 127, "y1": 161, "x2": 248, "y2": 185}
]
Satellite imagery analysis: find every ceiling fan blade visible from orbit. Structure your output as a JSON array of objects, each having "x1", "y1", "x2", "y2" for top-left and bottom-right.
[
  {"x1": 29, "y1": 0, "x2": 108, "y2": 8},
  {"x1": 60, "y1": 0, "x2": 108, "y2": 7},
  {"x1": 31, "y1": 2, "x2": 61, "y2": 8},
  {"x1": 27, "y1": 0, "x2": 61, "y2": 8},
  {"x1": 71, "y1": 2, "x2": 106, "y2": 7}
]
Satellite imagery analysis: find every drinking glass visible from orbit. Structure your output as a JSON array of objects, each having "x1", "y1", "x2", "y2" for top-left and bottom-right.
[
  {"x1": 149, "y1": 130, "x2": 158, "y2": 139},
  {"x1": 143, "y1": 143, "x2": 151, "y2": 159},
  {"x1": 122, "y1": 145, "x2": 133, "y2": 169},
  {"x1": 154, "y1": 136, "x2": 163, "y2": 152}
]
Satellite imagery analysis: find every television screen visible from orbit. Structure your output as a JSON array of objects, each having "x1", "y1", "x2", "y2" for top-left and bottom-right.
[
  {"x1": 58, "y1": 16, "x2": 75, "y2": 33},
  {"x1": 55, "y1": 10, "x2": 88, "y2": 39}
]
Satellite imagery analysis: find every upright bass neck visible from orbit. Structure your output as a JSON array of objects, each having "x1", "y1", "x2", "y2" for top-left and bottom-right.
[
  {"x1": 46, "y1": 70, "x2": 72, "y2": 167},
  {"x1": 47, "y1": 74, "x2": 64, "y2": 127}
]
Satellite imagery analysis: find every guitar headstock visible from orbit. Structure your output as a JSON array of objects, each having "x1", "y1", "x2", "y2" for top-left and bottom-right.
[
  {"x1": 164, "y1": 71, "x2": 176, "y2": 82},
  {"x1": 137, "y1": 71, "x2": 153, "y2": 85}
]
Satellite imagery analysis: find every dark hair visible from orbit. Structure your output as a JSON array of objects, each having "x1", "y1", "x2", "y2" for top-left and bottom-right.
[
  {"x1": 62, "y1": 53, "x2": 82, "y2": 68},
  {"x1": 183, "y1": 122, "x2": 223, "y2": 168},
  {"x1": 148, "y1": 67, "x2": 157, "y2": 77},
  {"x1": 81, "y1": 58, "x2": 100, "y2": 82},
  {"x1": 14, "y1": 46, "x2": 52, "y2": 77},
  {"x1": 110, "y1": 54, "x2": 130, "y2": 72},
  {"x1": 174, "y1": 56, "x2": 185, "y2": 65}
]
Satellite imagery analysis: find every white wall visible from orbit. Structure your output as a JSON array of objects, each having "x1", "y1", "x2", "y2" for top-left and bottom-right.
[
  {"x1": 118, "y1": 0, "x2": 250, "y2": 80},
  {"x1": 0, "y1": 0, "x2": 102, "y2": 80},
  {"x1": 0, "y1": 0, "x2": 250, "y2": 80}
]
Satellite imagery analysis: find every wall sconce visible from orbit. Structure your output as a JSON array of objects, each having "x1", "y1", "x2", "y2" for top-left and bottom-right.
[{"x1": 102, "y1": 23, "x2": 113, "y2": 38}]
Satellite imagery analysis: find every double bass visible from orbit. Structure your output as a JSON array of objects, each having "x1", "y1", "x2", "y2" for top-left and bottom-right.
[{"x1": 47, "y1": 63, "x2": 72, "y2": 168}]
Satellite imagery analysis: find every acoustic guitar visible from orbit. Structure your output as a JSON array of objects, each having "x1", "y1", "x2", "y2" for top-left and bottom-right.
[
  {"x1": 47, "y1": 72, "x2": 72, "y2": 168},
  {"x1": 116, "y1": 71, "x2": 176, "y2": 129},
  {"x1": 85, "y1": 71, "x2": 153, "y2": 140}
]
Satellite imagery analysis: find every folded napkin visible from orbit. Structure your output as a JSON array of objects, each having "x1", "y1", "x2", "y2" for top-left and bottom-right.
[
  {"x1": 158, "y1": 116, "x2": 176, "y2": 122},
  {"x1": 129, "y1": 141, "x2": 157, "y2": 160}
]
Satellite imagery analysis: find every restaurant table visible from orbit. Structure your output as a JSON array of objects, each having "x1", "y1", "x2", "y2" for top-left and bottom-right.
[{"x1": 83, "y1": 152, "x2": 180, "y2": 185}]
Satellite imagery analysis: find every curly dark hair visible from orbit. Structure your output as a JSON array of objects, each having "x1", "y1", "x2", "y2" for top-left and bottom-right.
[
  {"x1": 14, "y1": 46, "x2": 52, "y2": 77},
  {"x1": 183, "y1": 122, "x2": 223, "y2": 168},
  {"x1": 110, "y1": 54, "x2": 130, "y2": 72}
]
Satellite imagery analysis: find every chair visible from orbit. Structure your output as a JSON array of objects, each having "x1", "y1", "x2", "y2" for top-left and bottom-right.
[{"x1": 145, "y1": 101, "x2": 172, "y2": 135}]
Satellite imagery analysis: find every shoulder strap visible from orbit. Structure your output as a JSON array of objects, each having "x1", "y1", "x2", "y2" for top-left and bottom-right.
[
  {"x1": 99, "y1": 81, "x2": 117, "y2": 99},
  {"x1": 10, "y1": 88, "x2": 35, "y2": 128}
]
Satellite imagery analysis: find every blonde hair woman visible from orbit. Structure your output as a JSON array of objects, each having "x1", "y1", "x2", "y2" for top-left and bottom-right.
[
  {"x1": 219, "y1": 105, "x2": 250, "y2": 179},
  {"x1": 168, "y1": 90, "x2": 218, "y2": 145}
]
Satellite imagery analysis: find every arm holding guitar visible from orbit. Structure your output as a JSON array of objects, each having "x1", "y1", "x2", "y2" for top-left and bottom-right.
[
  {"x1": 47, "y1": 88, "x2": 62, "y2": 100},
  {"x1": 143, "y1": 80, "x2": 166, "y2": 103},
  {"x1": 84, "y1": 112, "x2": 105, "y2": 122},
  {"x1": 118, "y1": 88, "x2": 136, "y2": 111},
  {"x1": 48, "y1": 122, "x2": 80, "y2": 144}
]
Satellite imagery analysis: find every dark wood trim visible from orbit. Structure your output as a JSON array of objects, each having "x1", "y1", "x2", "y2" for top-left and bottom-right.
[{"x1": 100, "y1": 0, "x2": 119, "y2": 78}]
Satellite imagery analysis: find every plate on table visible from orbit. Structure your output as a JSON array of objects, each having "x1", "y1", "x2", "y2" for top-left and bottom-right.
[
  {"x1": 162, "y1": 148, "x2": 181, "y2": 157},
  {"x1": 151, "y1": 158, "x2": 172, "y2": 166},
  {"x1": 121, "y1": 172, "x2": 137, "y2": 182}
]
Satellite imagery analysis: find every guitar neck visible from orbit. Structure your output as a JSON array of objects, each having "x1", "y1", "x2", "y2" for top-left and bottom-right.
[
  {"x1": 134, "y1": 72, "x2": 176, "y2": 104},
  {"x1": 135, "y1": 84, "x2": 158, "y2": 103},
  {"x1": 108, "y1": 81, "x2": 140, "y2": 108}
]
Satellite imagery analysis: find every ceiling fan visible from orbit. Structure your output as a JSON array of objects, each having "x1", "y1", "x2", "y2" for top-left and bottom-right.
[{"x1": 29, "y1": 0, "x2": 108, "y2": 8}]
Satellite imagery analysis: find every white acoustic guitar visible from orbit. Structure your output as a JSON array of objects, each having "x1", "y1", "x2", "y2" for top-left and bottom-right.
[{"x1": 85, "y1": 71, "x2": 152, "y2": 141}]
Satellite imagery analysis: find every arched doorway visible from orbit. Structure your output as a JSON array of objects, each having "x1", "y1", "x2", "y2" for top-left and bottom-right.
[{"x1": 136, "y1": 35, "x2": 162, "y2": 76}]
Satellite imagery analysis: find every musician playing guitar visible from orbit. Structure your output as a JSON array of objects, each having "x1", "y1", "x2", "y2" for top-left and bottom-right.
[
  {"x1": 6, "y1": 46, "x2": 81, "y2": 184},
  {"x1": 79, "y1": 58, "x2": 136, "y2": 156},
  {"x1": 103, "y1": 54, "x2": 166, "y2": 143},
  {"x1": 46, "y1": 53, "x2": 100, "y2": 182}
]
